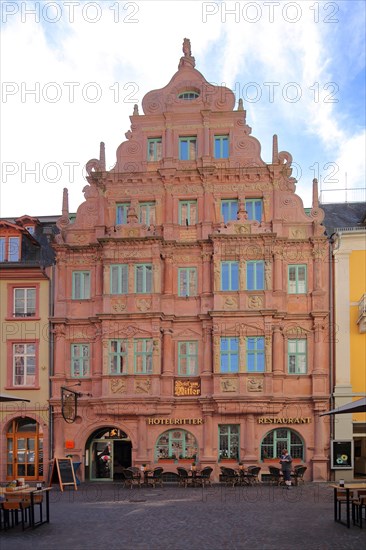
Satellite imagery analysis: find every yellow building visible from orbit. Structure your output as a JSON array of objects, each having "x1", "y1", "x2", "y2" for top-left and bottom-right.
[
  {"x1": 323, "y1": 203, "x2": 366, "y2": 481},
  {"x1": 0, "y1": 215, "x2": 56, "y2": 482}
]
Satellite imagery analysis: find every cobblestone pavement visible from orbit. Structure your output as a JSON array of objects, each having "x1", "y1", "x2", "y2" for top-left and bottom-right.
[{"x1": 1, "y1": 483, "x2": 366, "y2": 550}]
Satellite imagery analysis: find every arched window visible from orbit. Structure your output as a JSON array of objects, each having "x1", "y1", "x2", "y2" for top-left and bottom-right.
[
  {"x1": 155, "y1": 430, "x2": 198, "y2": 460},
  {"x1": 260, "y1": 429, "x2": 304, "y2": 460},
  {"x1": 178, "y1": 91, "x2": 200, "y2": 100}
]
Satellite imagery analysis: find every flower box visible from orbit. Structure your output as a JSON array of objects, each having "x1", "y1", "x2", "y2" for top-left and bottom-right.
[{"x1": 158, "y1": 458, "x2": 176, "y2": 464}]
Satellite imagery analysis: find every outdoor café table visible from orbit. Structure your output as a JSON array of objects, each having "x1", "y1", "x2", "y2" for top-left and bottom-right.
[
  {"x1": 1, "y1": 486, "x2": 52, "y2": 529},
  {"x1": 330, "y1": 483, "x2": 366, "y2": 528}
]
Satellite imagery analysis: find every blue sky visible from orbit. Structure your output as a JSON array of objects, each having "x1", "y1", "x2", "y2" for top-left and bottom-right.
[{"x1": 1, "y1": 0, "x2": 365, "y2": 217}]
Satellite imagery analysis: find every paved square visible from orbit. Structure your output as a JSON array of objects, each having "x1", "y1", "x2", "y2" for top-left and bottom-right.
[{"x1": 2, "y1": 483, "x2": 366, "y2": 549}]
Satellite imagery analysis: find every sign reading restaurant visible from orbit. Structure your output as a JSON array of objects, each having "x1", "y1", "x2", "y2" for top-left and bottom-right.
[
  {"x1": 147, "y1": 418, "x2": 203, "y2": 425},
  {"x1": 257, "y1": 417, "x2": 312, "y2": 424}
]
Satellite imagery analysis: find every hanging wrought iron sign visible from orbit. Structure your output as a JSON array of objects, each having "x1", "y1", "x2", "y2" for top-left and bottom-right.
[{"x1": 61, "y1": 387, "x2": 81, "y2": 423}]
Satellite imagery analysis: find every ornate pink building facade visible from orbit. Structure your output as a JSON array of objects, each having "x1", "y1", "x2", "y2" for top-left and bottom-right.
[{"x1": 51, "y1": 40, "x2": 330, "y2": 482}]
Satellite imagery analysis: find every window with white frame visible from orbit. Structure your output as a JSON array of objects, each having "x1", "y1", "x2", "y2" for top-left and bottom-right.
[
  {"x1": 178, "y1": 341, "x2": 198, "y2": 376},
  {"x1": 288, "y1": 339, "x2": 307, "y2": 374},
  {"x1": 13, "y1": 288, "x2": 36, "y2": 317},
  {"x1": 214, "y1": 135, "x2": 229, "y2": 158},
  {"x1": 135, "y1": 264, "x2": 152, "y2": 293},
  {"x1": 245, "y1": 199, "x2": 263, "y2": 222},
  {"x1": 246, "y1": 337, "x2": 265, "y2": 372},
  {"x1": 116, "y1": 203, "x2": 130, "y2": 225},
  {"x1": 13, "y1": 343, "x2": 36, "y2": 386},
  {"x1": 71, "y1": 344, "x2": 90, "y2": 377},
  {"x1": 110, "y1": 264, "x2": 128, "y2": 294},
  {"x1": 178, "y1": 267, "x2": 197, "y2": 297},
  {"x1": 246, "y1": 260, "x2": 264, "y2": 290},
  {"x1": 147, "y1": 138, "x2": 162, "y2": 161},
  {"x1": 109, "y1": 340, "x2": 128, "y2": 375},
  {"x1": 179, "y1": 200, "x2": 197, "y2": 225},
  {"x1": 288, "y1": 265, "x2": 307, "y2": 294},
  {"x1": 139, "y1": 202, "x2": 156, "y2": 225},
  {"x1": 220, "y1": 337, "x2": 239, "y2": 373},
  {"x1": 221, "y1": 199, "x2": 238, "y2": 223},
  {"x1": 72, "y1": 271, "x2": 91, "y2": 300},
  {"x1": 134, "y1": 339, "x2": 153, "y2": 374},
  {"x1": 179, "y1": 136, "x2": 197, "y2": 160},
  {"x1": 0, "y1": 236, "x2": 20, "y2": 262},
  {"x1": 221, "y1": 261, "x2": 239, "y2": 291},
  {"x1": 219, "y1": 425, "x2": 240, "y2": 460}
]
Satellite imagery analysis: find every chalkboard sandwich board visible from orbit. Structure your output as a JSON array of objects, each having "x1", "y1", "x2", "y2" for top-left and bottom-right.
[{"x1": 49, "y1": 457, "x2": 77, "y2": 491}]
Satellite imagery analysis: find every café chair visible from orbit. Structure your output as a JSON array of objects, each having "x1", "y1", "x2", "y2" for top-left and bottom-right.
[
  {"x1": 177, "y1": 467, "x2": 190, "y2": 488},
  {"x1": 268, "y1": 466, "x2": 283, "y2": 486},
  {"x1": 122, "y1": 468, "x2": 141, "y2": 489},
  {"x1": 220, "y1": 467, "x2": 239, "y2": 487},
  {"x1": 147, "y1": 467, "x2": 164, "y2": 488},
  {"x1": 246, "y1": 466, "x2": 261, "y2": 485},
  {"x1": 197, "y1": 467, "x2": 213, "y2": 488},
  {"x1": 292, "y1": 465, "x2": 307, "y2": 486},
  {"x1": 1, "y1": 494, "x2": 31, "y2": 530},
  {"x1": 335, "y1": 489, "x2": 357, "y2": 523},
  {"x1": 352, "y1": 490, "x2": 366, "y2": 528}
]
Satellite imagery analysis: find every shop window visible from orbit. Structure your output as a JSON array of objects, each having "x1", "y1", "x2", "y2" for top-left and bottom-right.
[
  {"x1": 261, "y1": 429, "x2": 304, "y2": 460},
  {"x1": 178, "y1": 341, "x2": 198, "y2": 376},
  {"x1": 288, "y1": 265, "x2": 307, "y2": 294},
  {"x1": 179, "y1": 137, "x2": 197, "y2": 160},
  {"x1": 214, "y1": 135, "x2": 229, "y2": 158},
  {"x1": 116, "y1": 203, "x2": 130, "y2": 225},
  {"x1": 246, "y1": 337, "x2": 265, "y2": 372},
  {"x1": 72, "y1": 271, "x2": 91, "y2": 300},
  {"x1": 179, "y1": 200, "x2": 197, "y2": 225},
  {"x1": 6, "y1": 418, "x2": 43, "y2": 480},
  {"x1": 155, "y1": 429, "x2": 198, "y2": 460},
  {"x1": 0, "y1": 236, "x2": 20, "y2": 261},
  {"x1": 13, "y1": 342, "x2": 37, "y2": 386},
  {"x1": 134, "y1": 339, "x2": 153, "y2": 374},
  {"x1": 139, "y1": 202, "x2": 156, "y2": 225},
  {"x1": 220, "y1": 337, "x2": 239, "y2": 373},
  {"x1": 110, "y1": 264, "x2": 128, "y2": 294},
  {"x1": 246, "y1": 260, "x2": 264, "y2": 290},
  {"x1": 109, "y1": 340, "x2": 128, "y2": 375},
  {"x1": 245, "y1": 199, "x2": 262, "y2": 222},
  {"x1": 178, "y1": 267, "x2": 197, "y2": 297},
  {"x1": 13, "y1": 287, "x2": 36, "y2": 317},
  {"x1": 221, "y1": 261, "x2": 239, "y2": 291},
  {"x1": 288, "y1": 339, "x2": 307, "y2": 374},
  {"x1": 71, "y1": 344, "x2": 90, "y2": 377},
  {"x1": 135, "y1": 264, "x2": 152, "y2": 293},
  {"x1": 221, "y1": 199, "x2": 238, "y2": 223},
  {"x1": 147, "y1": 138, "x2": 162, "y2": 161},
  {"x1": 219, "y1": 425, "x2": 239, "y2": 461}
]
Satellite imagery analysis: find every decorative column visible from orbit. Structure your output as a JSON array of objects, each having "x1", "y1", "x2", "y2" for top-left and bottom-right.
[
  {"x1": 53, "y1": 324, "x2": 66, "y2": 377},
  {"x1": 239, "y1": 336, "x2": 246, "y2": 373},
  {"x1": 162, "y1": 329, "x2": 173, "y2": 375},
  {"x1": 153, "y1": 262, "x2": 161, "y2": 293},
  {"x1": 213, "y1": 259, "x2": 221, "y2": 292},
  {"x1": 313, "y1": 412, "x2": 324, "y2": 458},
  {"x1": 244, "y1": 414, "x2": 256, "y2": 460},
  {"x1": 103, "y1": 265, "x2": 110, "y2": 294},
  {"x1": 128, "y1": 263, "x2": 134, "y2": 293},
  {"x1": 163, "y1": 254, "x2": 173, "y2": 294},
  {"x1": 92, "y1": 322, "x2": 102, "y2": 396},
  {"x1": 202, "y1": 327, "x2": 212, "y2": 374},
  {"x1": 265, "y1": 335, "x2": 272, "y2": 372},
  {"x1": 213, "y1": 335, "x2": 220, "y2": 373},
  {"x1": 313, "y1": 250, "x2": 322, "y2": 291},
  {"x1": 313, "y1": 319, "x2": 325, "y2": 373},
  {"x1": 203, "y1": 412, "x2": 214, "y2": 457},
  {"x1": 164, "y1": 186, "x2": 173, "y2": 223},
  {"x1": 152, "y1": 337, "x2": 161, "y2": 374},
  {"x1": 274, "y1": 252, "x2": 282, "y2": 291},
  {"x1": 264, "y1": 259, "x2": 272, "y2": 290},
  {"x1": 137, "y1": 415, "x2": 147, "y2": 460},
  {"x1": 239, "y1": 259, "x2": 246, "y2": 291},
  {"x1": 272, "y1": 325, "x2": 284, "y2": 373},
  {"x1": 202, "y1": 253, "x2": 211, "y2": 294}
]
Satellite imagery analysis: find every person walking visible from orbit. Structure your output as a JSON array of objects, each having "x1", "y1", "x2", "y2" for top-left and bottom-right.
[{"x1": 280, "y1": 448, "x2": 293, "y2": 490}]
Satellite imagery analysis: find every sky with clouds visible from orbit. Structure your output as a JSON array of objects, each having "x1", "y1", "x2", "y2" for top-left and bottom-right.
[{"x1": 1, "y1": 0, "x2": 365, "y2": 217}]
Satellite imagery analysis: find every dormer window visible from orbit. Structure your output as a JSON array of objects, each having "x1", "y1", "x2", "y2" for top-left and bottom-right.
[
  {"x1": 0, "y1": 236, "x2": 20, "y2": 262},
  {"x1": 25, "y1": 225, "x2": 35, "y2": 235},
  {"x1": 178, "y1": 91, "x2": 200, "y2": 100}
]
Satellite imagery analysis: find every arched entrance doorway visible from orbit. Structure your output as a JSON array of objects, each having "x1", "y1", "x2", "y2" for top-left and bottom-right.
[
  {"x1": 86, "y1": 427, "x2": 132, "y2": 481},
  {"x1": 6, "y1": 417, "x2": 43, "y2": 481}
]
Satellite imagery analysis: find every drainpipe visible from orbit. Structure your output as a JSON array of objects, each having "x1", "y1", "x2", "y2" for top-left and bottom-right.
[{"x1": 49, "y1": 264, "x2": 55, "y2": 471}]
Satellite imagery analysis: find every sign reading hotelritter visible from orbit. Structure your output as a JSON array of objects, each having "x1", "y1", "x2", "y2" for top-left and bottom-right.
[
  {"x1": 147, "y1": 418, "x2": 203, "y2": 425},
  {"x1": 258, "y1": 417, "x2": 312, "y2": 424}
]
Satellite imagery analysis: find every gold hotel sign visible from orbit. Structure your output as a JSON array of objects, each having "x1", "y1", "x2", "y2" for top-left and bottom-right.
[
  {"x1": 258, "y1": 417, "x2": 312, "y2": 424},
  {"x1": 147, "y1": 418, "x2": 203, "y2": 425},
  {"x1": 174, "y1": 379, "x2": 201, "y2": 397}
]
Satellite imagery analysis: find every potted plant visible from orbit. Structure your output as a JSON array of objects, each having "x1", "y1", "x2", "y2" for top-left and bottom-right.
[{"x1": 158, "y1": 454, "x2": 176, "y2": 463}]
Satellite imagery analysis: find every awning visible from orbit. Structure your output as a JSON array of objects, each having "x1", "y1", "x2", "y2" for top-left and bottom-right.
[
  {"x1": 0, "y1": 393, "x2": 31, "y2": 403},
  {"x1": 320, "y1": 397, "x2": 366, "y2": 416}
]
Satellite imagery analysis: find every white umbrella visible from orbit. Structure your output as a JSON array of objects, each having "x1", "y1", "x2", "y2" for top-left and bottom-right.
[
  {"x1": 0, "y1": 393, "x2": 30, "y2": 402},
  {"x1": 320, "y1": 397, "x2": 366, "y2": 415}
]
